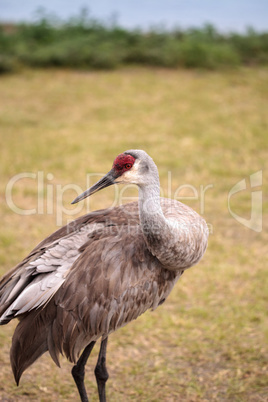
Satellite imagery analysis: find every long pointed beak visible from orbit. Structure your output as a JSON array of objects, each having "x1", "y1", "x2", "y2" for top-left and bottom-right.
[{"x1": 71, "y1": 169, "x2": 116, "y2": 204}]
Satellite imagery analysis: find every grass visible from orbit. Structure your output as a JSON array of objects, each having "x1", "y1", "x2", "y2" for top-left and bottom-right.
[{"x1": 0, "y1": 67, "x2": 267, "y2": 401}]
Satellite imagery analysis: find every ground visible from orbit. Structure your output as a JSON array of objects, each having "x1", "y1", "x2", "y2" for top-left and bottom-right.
[{"x1": 0, "y1": 67, "x2": 267, "y2": 401}]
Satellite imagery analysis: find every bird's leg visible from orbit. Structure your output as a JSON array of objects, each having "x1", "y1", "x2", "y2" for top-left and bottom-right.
[
  {"x1": 94, "y1": 337, "x2": 109, "y2": 402},
  {"x1": 72, "y1": 341, "x2": 96, "y2": 402}
]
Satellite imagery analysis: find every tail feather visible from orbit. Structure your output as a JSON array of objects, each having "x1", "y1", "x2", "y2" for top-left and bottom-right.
[
  {"x1": 9, "y1": 301, "x2": 92, "y2": 384},
  {"x1": 10, "y1": 302, "x2": 60, "y2": 384},
  {"x1": 47, "y1": 321, "x2": 61, "y2": 367},
  {"x1": 11, "y1": 312, "x2": 49, "y2": 385}
]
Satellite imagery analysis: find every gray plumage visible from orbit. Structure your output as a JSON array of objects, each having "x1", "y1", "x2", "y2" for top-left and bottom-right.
[{"x1": 0, "y1": 149, "x2": 208, "y2": 400}]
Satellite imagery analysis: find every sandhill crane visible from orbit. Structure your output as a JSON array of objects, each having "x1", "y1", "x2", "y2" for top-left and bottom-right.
[{"x1": 0, "y1": 149, "x2": 208, "y2": 401}]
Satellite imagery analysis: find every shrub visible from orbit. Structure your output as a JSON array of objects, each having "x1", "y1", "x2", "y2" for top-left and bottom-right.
[{"x1": 0, "y1": 11, "x2": 267, "y2": 73}]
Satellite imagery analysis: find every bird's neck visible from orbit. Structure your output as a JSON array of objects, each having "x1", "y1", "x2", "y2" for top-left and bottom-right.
[
  {"x1": 138, "y1": 179, "x2": 208, "y2": 271},
  {"x1": 138, "y1": 182, "x2": 165, "y2": 234},
  {"x1": 138, "y1": 181, "x2": 176, "y2": 269}
]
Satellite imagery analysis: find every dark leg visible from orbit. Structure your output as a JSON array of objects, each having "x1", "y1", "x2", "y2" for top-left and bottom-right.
[
  {"x1": 94, "y1": 337, "x2": 109, "y2": 402},
  {"x1": 72, "y1": 341, "x2": 96, "y2": 402}
]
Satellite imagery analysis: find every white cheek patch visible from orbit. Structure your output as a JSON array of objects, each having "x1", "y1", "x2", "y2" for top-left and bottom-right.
[{"x1": 115, "y1": 161, "x2": 141, "y2": 184}]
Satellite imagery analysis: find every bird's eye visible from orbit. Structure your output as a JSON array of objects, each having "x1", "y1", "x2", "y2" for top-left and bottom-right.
[{"x1": 125, "y1": 163, "x2": 132, "y2": 170}]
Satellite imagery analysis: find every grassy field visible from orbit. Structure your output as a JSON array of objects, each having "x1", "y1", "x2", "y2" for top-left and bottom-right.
[{"x1": 0, "y1": 67, "x2": 267, "y2": 401}]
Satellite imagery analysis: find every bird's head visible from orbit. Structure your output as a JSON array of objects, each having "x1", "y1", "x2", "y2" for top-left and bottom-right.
[{"x1": 72, "y1": 149, "x2": 157, "y2": 204}]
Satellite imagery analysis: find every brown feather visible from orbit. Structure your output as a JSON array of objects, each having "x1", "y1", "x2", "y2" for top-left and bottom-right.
[{"x1": 1, "y1": 198, "x2": 205, "y2": 382}]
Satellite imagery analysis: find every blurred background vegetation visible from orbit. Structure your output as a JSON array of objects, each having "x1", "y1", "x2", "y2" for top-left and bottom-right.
[{"x1": 1, "y1": 8, "x2": 268, "y2": 74}]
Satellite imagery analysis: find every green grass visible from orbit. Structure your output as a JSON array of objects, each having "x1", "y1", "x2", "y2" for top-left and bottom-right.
[{"x1": 0, "y1": 67, "x2": 267, "y2": 401}]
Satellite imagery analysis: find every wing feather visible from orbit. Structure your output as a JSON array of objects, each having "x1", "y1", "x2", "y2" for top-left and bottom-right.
[{"x1": 0, "y1": 200, "x2": 186, "y2": 382}]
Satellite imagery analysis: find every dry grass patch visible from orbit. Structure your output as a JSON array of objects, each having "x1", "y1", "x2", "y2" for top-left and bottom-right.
[{"x1": 0, "y1": 67, "x2": 267, "y2": 401}]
